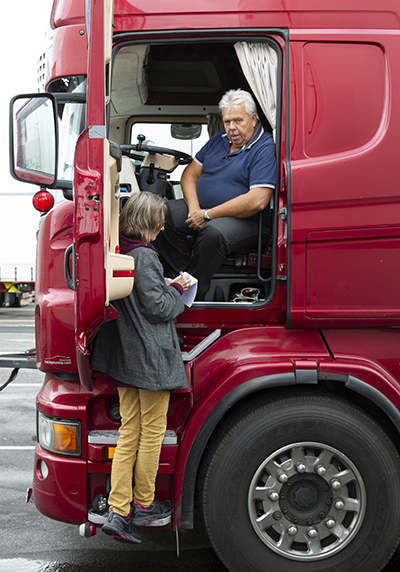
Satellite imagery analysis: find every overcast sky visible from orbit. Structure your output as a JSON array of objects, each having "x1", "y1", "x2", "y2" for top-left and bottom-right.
[{"x1": 0, "y1": 1, "x2": 54, "y2": 272}]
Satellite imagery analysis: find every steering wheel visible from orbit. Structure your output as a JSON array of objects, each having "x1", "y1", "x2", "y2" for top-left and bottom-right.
[{"x1": 121, "y1": 134, "x2": 192, "y2": 166}]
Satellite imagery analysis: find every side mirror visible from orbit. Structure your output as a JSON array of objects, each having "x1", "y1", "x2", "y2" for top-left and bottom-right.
[{"x1": 10, "y1": 94, "x2": 58, "y2": 188}]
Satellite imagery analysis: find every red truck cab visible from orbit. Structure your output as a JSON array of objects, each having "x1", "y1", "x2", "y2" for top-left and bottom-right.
[{"x1": 9, "y1": 1, "x2": 400, "y2": 571}]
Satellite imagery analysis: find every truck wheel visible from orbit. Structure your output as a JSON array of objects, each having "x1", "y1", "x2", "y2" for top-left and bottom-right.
[
  {"x1": 92, "y1": 494, "x2": 108, "y2": 513},
  {"x1": 199, "y1": 393, "x2": 400, "y2": 572},
  {"x1": 10, "y1": 293, "x2": 21, "y2": 307}
]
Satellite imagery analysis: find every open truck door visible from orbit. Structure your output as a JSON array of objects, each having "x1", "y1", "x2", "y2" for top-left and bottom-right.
[
  {"x1": 9, "y1": 1, "x2": 134, "y2": 388},
  {"x1": 73, "y1": 0, "x2": 134, "y2": 390}
]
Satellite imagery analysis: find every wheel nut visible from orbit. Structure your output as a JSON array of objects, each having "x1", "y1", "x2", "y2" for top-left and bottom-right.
[
  {"x1": 98, "y1": 496, "x2": 108, "y2": 512},
  {"x1": 334, "y1": 499, "x2": 345, "y2": 510},
  {"x1": 273, "y1": 511, "x2": 282, "y2": 520},
  {"x1": 287, "y1": 525, "x2": 298, "y2": 536},
  {"x1": 331, "y1": 479, "x2": 341, "y2": 490},
  {"x1": 316, "y1": 464, "x2": 326, "y2": 476},
  {"x1": 269, "y1": 491, "x2": 279, "y2": 502},
  {"x1": 278, "y1": 471, "x2": 289, "y2": 483},
  {"x1": 325, "y1": 517, "x2": 336, "y2": 529},
  {"x1": 295, "y1": 462, "x2": 306, "y2": 473},
  {"x1": 307, "y1": 527, "x2": 318, "y2": 538}
]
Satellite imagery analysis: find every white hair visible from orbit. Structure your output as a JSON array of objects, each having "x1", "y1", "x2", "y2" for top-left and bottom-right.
[{"x1": 218, "y1": 89, "x2": 258, "y2": 120}]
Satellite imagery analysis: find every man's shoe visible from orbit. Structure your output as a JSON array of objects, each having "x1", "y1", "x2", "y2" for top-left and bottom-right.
[
  {"x1": 132, "y1": 499, "x2": 173, "y2": 526},
  {"x1": 101, "y1": 511, "x2": 141, "y2": 543}
]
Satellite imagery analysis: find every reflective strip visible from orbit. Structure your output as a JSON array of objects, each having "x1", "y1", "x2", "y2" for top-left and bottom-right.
[
  {"x1": 89, "y1": 125, "x2": 106, "y2": 139},
  {"x1": 113, "y1": 270, "x2": 134, "y2": 278}
]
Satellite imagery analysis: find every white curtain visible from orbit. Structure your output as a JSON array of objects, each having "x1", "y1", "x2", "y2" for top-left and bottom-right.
[{"x1": 234, "y1": 42, "x2": 278, "y2": 135}]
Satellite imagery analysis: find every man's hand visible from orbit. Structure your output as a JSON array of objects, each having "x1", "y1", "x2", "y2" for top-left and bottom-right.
[
  {"x1": 181, "y1": 161, "x2": 203, "y2": 226},
  {"x1": 185, "y1": 209, "x2": 207, "y2": 230}
]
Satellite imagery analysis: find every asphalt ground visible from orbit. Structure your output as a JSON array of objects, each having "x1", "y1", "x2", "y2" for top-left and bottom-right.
[{"x1": 1, "y1": 304, "x2": 399, "y2": 572}]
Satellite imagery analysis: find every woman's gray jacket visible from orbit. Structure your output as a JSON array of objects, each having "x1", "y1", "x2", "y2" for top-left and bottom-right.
[{"x1": 91, "y1": 246, "x2": 188, "y2": 391}]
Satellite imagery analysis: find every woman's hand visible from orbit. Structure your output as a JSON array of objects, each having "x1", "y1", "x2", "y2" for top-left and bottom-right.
[{"x1": 173, "y1": 274, "x2": 191, "y2": 291}]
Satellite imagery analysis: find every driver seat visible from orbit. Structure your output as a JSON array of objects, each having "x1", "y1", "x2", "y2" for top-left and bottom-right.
[{"x1": 119, "y1": 156, "x2": 141, "y2": 211}]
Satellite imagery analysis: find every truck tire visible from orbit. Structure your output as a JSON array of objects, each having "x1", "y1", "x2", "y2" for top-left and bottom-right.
[
  {"x1": 199, "y1": 393, "x2": 400, "y2": 572},
  {"x1": 10, "y1": 293, "x2": 21, "y2": 307}
]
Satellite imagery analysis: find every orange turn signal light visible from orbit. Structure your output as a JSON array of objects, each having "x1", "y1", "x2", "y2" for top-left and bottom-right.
[{"x1": 52, "y1": 423, "x2": 78, "y2": 453}]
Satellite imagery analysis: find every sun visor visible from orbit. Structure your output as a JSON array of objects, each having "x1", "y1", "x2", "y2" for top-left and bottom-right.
[{"x1": 111, "y1": 45, "x2": 149, "y2": 116}]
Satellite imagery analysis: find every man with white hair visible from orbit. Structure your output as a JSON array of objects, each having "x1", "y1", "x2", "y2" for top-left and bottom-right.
[{"x1": 156, "y1": 88, "x2": 277, "y2": 300}]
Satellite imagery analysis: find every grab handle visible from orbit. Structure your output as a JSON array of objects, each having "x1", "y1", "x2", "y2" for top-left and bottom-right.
[{"x1": 64, "y1": 243, "x2": 76, "y2": 291}]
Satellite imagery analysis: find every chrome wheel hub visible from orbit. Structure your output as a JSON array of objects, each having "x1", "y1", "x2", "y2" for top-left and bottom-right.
[{"x1": 247, "y1": 442, "x2": 366, "y2": 561}]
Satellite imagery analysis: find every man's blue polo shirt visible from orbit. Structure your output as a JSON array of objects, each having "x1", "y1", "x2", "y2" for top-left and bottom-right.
[{"x1": 194, "y1": 123, "x2": 277, "y2": 227}]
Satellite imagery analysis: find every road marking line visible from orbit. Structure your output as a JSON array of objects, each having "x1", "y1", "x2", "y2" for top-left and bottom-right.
[
  {"x1": 0, "y1": 322, "x2": 34, "y2": 326},
  {"x1": 0, "y1": 446, "x2": 36, "y2": 450},
  {"x1": 6, "y1": 384, "x2": 42, "y2": 387},
  {"x1": 1, "y1": 334, "x2": 35, "y2": 342}
]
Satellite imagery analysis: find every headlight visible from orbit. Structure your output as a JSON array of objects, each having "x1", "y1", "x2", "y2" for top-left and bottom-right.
[{"x1": 38, "y1": 412, "x2": 81, "y2": 456}]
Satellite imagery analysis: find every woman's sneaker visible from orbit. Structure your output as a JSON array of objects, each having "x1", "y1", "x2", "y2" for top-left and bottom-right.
[
  {"x1": 101, "y1": 511, "x2": 141, "y2": 543},
  {"x1": 132, "y1": 499, "x2": 173, "y2": 526}
]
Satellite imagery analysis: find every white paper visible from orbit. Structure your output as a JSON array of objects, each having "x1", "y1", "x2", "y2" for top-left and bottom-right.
[{"x1": 172, "y1": 272, "x2": 198, "y2": 307}]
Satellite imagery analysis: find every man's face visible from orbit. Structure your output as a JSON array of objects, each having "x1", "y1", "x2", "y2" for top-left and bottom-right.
[{"x1": 222, "y1": 103, "x2": 257, "y2": 150}]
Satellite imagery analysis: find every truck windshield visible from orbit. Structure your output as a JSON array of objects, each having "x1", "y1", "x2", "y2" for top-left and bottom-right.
[{"x1": 131, "y1": 122, "x2": 209, "y2": 180}]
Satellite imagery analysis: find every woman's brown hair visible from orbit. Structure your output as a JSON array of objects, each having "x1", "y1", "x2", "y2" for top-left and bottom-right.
[{"x1": 119, "y1": 192, "x2": 167, "y2": 243}]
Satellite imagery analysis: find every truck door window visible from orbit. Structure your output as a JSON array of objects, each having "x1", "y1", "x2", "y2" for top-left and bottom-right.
[{"x1": 56, "y1": 79, "x2": 86, "y2": 184}]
